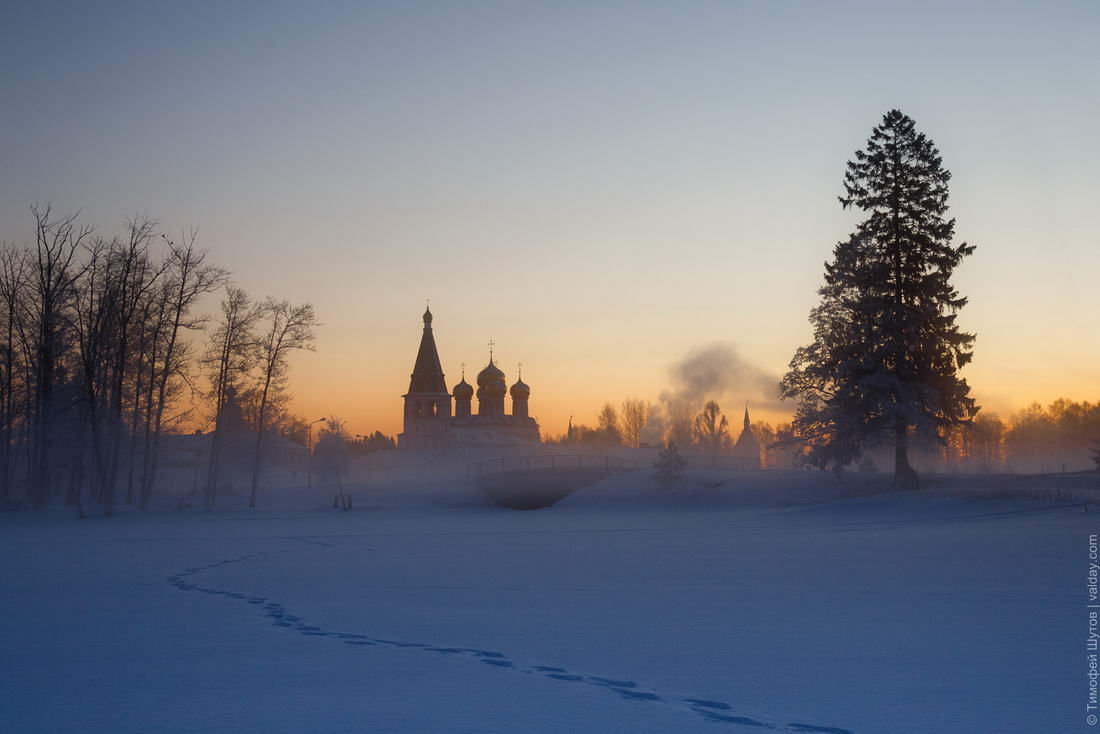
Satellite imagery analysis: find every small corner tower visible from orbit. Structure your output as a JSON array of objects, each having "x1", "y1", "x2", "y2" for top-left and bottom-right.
[
  {"x1": 398, "y1": 306, "x2": 453, "y2": 450},
  {"x1": 452, "y1": 364, "x2": 474, "y2": 418},
  {"x1": 510, "y1": 364, "x2": 530, "y2": 419}
]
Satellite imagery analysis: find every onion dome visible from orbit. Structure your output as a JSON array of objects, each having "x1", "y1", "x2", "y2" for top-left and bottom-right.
[
  {"x1": 452, "y1": 376, "x2": 474, "y2": 400},
  {"x1": 510, "y1": 377, "x2": 530, "y2": 399},
  {"x1": 476, "y1": 359, "x2": 507, "y2": 396},
  {"x1": 422, "y1": 306, "x2": 433, "y2": 325}
]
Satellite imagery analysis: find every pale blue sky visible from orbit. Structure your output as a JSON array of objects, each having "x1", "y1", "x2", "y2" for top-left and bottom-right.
[{"x1": 2, "y1": 1, "x2": 1097, "y2": 434}]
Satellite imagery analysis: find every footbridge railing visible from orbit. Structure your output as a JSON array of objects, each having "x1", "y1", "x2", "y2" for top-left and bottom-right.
[
  {"x1": 467, "y1": 454, "x2": 637, "y2": 478},
  {"x1": 466, "y1": 453, "x2": 757, "y2": 478}
]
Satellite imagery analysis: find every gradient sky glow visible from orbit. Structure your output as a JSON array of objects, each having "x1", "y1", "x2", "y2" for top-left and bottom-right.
[{"x1": 2, "y1": 1, "x2": 1098, "y2": 437}]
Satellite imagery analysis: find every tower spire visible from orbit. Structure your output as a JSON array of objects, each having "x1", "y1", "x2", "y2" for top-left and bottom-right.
[{"x1": 407, "y1": 305, "x2": 446, "y2": 393}]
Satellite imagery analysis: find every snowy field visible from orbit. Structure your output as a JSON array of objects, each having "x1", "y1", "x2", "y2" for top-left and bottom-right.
[{"x1": 1, "y1": 472, "x2": 1092, "y2": 733}]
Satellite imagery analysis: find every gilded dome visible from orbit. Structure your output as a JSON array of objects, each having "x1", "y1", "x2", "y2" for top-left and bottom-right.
[
  {"x1": 476, "y1": 360, "x2": 507, "y2": 395},
  {"x1": 452, "y1": 377, "x2": 474, "y2": 400},
  {"x1": 510, "y1": 378, "x2": 530, "y2": 399}
]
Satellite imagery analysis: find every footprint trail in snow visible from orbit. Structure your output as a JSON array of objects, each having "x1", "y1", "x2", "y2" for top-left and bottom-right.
[{"x1": 166, "y1": 536, "x2": 854, "y2": 733}]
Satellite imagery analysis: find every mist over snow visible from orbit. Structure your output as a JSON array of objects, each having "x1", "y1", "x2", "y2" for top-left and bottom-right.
[{"x1": 1, "y1": 473, "x2": 1090, "y2": 733}]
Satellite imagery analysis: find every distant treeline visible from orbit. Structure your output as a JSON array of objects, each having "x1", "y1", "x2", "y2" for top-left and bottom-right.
[
  {"x1": 547, "y1": 399, "x2": 800, "y2": 469},
  {"x1": 553, "y1": 398, "x2": 1100, "y2": 474},
  {"x1": 941, "y1": 399, "x2": 1100, "y2": 474}
]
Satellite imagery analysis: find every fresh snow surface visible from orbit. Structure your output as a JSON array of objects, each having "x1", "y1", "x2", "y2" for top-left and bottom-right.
[{"x1": 1, "y1": 471, "x2": 1091, "y2": 733}]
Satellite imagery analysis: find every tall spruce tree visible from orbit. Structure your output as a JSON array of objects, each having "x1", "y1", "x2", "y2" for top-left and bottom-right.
[{"x1": 780, "y1": 110, "x2": 977, "y2": 487}]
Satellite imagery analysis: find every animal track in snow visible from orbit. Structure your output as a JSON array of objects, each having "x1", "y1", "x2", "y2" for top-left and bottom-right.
[{"x1": 167, "y1": 536, "x2": 853, "y2": 733}]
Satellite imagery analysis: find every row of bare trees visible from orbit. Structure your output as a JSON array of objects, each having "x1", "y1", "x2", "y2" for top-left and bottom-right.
[
  {"x1": 559, "y1": 399, "x2": 740, "y2": 449},
  {"x1": 0, "y1": 205, "x2": 318, "y2": 515},
  {"x1": 199, "y1": 287, "x2": 318, "y2": 508}
]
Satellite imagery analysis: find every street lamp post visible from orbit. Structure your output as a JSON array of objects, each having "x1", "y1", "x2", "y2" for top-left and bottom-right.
[{"x1": 307, "y1": 417, "x2": 327, "y2": 489}]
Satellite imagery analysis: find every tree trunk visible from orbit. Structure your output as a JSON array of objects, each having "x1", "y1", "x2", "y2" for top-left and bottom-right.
[
  {"x1": 1, "y1": 309, "x2": 14, "y2": 501},
  {"x1": 31, "y1": 324, "x2": 54, "y2": 508},
  {"x1": 138, "y1": 376, "x2": 157, "y2": 509},
  {"x1": 248, "y1": 380, "x2": 272, "y2": 508},
  {"x1": 102, "y1": 352, "x2": 130, "y2": 517},
  {"x1": 74, "y1": 434, "x2": 87, "y2": 519},
  {"x1": 140, "y1": 314, "x2": 175, "y2": 509},
  {"x1": 204, "y1": 354, "x2": 230, "y2": 507},
  {"x1": 249, "y1": 427, "x2": 264, "y2": 508},
  {"x1": 125, "y1": 399, "x2": 140, "y2": 505},
  {"x1": 894, "y1": 419, "x2": 918, "y2": 489},
  {"x1": 206, "y1": 428, "x2": 223, "y2": 507}
]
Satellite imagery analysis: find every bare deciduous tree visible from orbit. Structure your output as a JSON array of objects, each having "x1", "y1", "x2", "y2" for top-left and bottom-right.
[
  {"x1": 667, "y1": 401, "x2": 694, "y2": 448},
  {"x1": 202, "y1": 287, "x2": 261, "y2": 507},
  {"x1": 248, "y1": 299, "x2": 318, "y2": 507},
  {"x1": 620, "y1": 398, "x2": 649, "y2": 448},
  {"x1": 0, "y1": 246, "x2": 29, "y2": 501},
  {"x1": 597, "y1": 403, "x2": 622, "y2": 447},
  {"x1": 27, "y1": 204, "x2": 90, "y2": 507},
  {"x1": 138, "y1": 233, "x2": 226, "y2": 508},
  {"x1": 692, "y1": 400, "x2": 729, "y2": 452}
]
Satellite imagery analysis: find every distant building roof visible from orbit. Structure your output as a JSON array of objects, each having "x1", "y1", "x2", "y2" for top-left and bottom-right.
[{"x1": 732, "y1": 405, "x2": 760, "y2": 458}]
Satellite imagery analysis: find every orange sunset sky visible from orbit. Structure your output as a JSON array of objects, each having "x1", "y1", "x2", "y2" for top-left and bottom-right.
[{"x1": 2, "y1": 2, "x2": 1097, "y2": 439}]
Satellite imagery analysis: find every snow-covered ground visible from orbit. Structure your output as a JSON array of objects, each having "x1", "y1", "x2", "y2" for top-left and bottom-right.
[{"x1": 1, "y1": 471, "x2": 1092, "y2": 733}]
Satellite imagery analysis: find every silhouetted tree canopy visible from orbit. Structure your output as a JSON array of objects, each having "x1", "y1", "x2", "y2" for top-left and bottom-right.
[
  {"x1": 781, "y1": 110, "x2": 977, "y2": 487},
  {"x1": 692, "y1": 400, "x2": 729, "y2": 452},
  {"x1": 596, "y1": 403, "x2": 623, "y2": 447}
]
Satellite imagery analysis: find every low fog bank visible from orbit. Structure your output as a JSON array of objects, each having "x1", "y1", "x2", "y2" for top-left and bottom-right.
[{"x1": 7, "y1": 462, "x2": 1094, "y2": 524}]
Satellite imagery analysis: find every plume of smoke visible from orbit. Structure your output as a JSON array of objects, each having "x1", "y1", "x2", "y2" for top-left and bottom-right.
[{"x1": 642, "y1": 342, "x2": 781, "y2": 444}]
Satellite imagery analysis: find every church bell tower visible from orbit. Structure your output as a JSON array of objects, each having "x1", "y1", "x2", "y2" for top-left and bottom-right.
[{"x1": 397, "y1": 306, "x2": 453, "y2": 450}]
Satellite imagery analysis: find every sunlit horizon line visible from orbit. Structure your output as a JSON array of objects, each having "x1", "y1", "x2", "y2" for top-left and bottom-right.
[{"x1": 282, "y1": 380, "x2": 1100, "y2": 444}]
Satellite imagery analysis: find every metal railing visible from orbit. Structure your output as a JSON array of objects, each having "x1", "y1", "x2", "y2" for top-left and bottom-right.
[
  {"x1": 684, "y1": 454, "x2": 757, "y2": 471},
  {"x1": 466, "y1": 454, "x2": 633, "y2": 478},
  {"x1": 466, "y1": 453, "x2": 757, "y2": 478}
]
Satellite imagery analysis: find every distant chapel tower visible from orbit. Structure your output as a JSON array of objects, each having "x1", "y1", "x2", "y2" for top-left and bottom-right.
[
  {"x1": 732, "y1": 403, "x2": 761, "y2": 469},
  {"x1": 397, "y1": 307, "x2": 453, "y2": 450}
]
